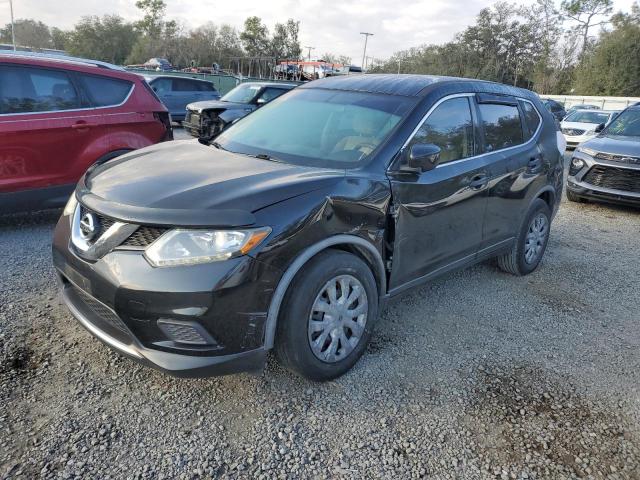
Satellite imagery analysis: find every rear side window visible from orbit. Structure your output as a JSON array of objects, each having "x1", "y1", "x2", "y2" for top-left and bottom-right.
[
  {"x1": 195, "y1": 82, "x2": 215, "y2": 92},
  {"x1": 522, "y1": 101, "x2": 541, "y2": 139},
  {"x1": 478, "y1": 103, "x2": 523, "y2": 152},
  {"x1": 173, "y1": 78, "x2": 198, "y2": 92},
  {"x1": 79, "y1": 74, "x2": 132, "y2": 107},
  {"x1": 411, "y1": 97, "x2": 475, "y2": 163},
  {"x1": 0, "y1": 65, "x2": 80, "y2": 114}
]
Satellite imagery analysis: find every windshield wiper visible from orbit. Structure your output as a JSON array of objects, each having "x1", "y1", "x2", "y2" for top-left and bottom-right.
[
  {"x1": 254, "y1": 153, "x2": 284, "y2": 163},
  {"x1": 210, "y1": 141, "x2": 226, "y2": 151}
]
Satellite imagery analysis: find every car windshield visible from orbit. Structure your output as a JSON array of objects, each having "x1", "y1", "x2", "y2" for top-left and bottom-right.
[
  {"x1": 215, "y1": 88, "x2": 414, "y2": 168},
  {"x1": 603, "y1": 109, "x2": 640, "y2": 137},
  {"x1": 221, "y1": 84, "x2": 262, "y2": 104},
  {"x1": 216, "y1": 89, "x2": 414, "y2": 168},
  {"x1": 565, "y1": 111, "x2": 610, "y2": 124}
]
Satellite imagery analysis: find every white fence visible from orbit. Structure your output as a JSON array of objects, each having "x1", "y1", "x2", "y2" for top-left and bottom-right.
[{"x1": 540, "y1": 95, "x2": 640, "y2": 111}]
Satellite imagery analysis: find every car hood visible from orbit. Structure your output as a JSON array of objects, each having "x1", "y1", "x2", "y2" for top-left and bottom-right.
[
  {"x1": 187, "y1": 100, "x2": 249, "y2": 113},
  {"x1": 581, "y1": 134, "x2": 640, "y2": 156},
  {"x1": 80, "y1": 140, "x2": 344, "y2": 226},
  {"x1": 561, "y1": 121, "x2": 598, "y2": 131}
]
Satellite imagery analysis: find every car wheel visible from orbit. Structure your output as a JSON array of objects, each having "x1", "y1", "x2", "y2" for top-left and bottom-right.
[
  {"x1": 497, "y1": 198, "x2": 551, "y2": 276},
  {"x1": 566, "y1": 189, "x2": 584, "y2": 203},
  {"x1": 275, "y1": 249, "x2": 379, "y2": 381}
]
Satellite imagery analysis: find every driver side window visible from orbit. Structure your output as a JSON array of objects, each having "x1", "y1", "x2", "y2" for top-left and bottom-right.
[{"x1": 411, "y1": 97, "x2": 475, "y2": 164}]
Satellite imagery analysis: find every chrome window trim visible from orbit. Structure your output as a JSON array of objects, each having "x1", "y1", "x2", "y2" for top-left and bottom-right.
[
  {"x1": 0, "y1": 78, "x2": 135, "y2": 117},
  {"x1": 395, "y1": 93, "x2": 543, "y2": 170}
]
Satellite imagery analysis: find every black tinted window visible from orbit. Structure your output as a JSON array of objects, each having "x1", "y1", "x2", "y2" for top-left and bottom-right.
[
  {"x1": 0, "y1": 65, "x2": 80, "y2": 114},
  {"x1": 79, "y1": 74, "x2": 132, "y2": 107},
  {"x1": 479, "y1": 103, "x2": 523, "y2": 152},
  {"x1": 173, "y1": 78, "x2": 198, "y2": 91},
  {"x1": 195, "y1": 82, "x2": 215, "y2": 92},
  {"x1": 522, "y1": 102, "x2": 541, "y2": 139},
  {"x1": 412, "y1": 97, "x2": 475, "y2": 163}
]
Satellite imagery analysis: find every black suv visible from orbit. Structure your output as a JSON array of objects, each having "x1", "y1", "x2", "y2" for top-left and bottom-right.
[
  {"x1": 52, "y1": 75, "x2": 563, "y2": 381},
  {"x1": 567, "y1": 104, "x2": 640, "y2": 206}
]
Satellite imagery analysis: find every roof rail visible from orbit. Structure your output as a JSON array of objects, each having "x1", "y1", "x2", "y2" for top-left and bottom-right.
[{"x1": 0, "y1": 50, "x2": 124, "y2": 71}]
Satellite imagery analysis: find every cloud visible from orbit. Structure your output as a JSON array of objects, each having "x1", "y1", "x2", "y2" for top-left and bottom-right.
[{"x1": 1, "y1": 0, "x2": 637, "y2": 65}]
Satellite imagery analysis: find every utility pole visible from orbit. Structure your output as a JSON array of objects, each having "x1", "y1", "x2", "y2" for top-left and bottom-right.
[
  {"x1": 9, "y1": 0, "x2": 16, "y2": 51},
  {"x1": 304, "y1": 46, "x2": 315, "y2": 61},
  {"x1": 360, "y1": 32, "x2": 373, "y2": 71}
]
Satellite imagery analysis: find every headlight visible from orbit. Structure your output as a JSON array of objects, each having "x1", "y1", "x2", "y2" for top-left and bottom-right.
[
  {"x1": 63, "y1": 193, "x2": 78, "y2": 217},
  {"x1": 144, "y1": 227, "x2": 271, "y2": 267},
  {"x1": 576, "y1": 146, "x2": 598, "y2": 157},
  {"x1": 569, "y1": 157, "x2": 585, "y2": 176}
]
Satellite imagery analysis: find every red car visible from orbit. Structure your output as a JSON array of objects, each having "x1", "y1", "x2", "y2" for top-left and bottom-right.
[{"x1": 0, "y1": 52, "x2": 172, "y2": 213}]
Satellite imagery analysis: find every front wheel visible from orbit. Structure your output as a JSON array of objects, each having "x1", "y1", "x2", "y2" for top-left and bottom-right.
[
  {"x1": 275, "y1": 250, "x2": 379, "y2": 381},
  {"x1": 497, "y1": 199, "x2": 551, "y2": 276}
]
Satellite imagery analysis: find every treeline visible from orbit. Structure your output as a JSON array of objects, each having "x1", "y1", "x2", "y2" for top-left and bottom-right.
[
  {"x1": 1, "y1": 0, "x2": 638, "y2": 96},
  {"x1": 0, "y1": 0, "x2": 302, "y2": 68},
  {"x1": 370, "y1": 0, "x2": 640, "y2": 96}
]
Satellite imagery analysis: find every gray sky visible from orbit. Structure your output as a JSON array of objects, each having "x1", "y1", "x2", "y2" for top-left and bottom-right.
[{"x1": 1, "y1": 0, "x2": 636, "y2": 64}]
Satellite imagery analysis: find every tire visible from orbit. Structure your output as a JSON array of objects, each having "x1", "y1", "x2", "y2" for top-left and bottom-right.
[
  {"x1": 497, "y1": 198, "x2": 552, "y2": 276},
  {"x1": 275, "y1": 249, "x2": 379, "y2": 381},
  {"x1": 566, "y1": 189, "x2": 584, "y2": 203}
]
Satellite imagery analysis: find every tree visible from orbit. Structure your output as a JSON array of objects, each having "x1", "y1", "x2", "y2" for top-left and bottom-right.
[
  {"x1": 66, "y1": 15, "x2": 138, "y2": 64},
  {"x1": 50, "y1": 27, "x2": 69, "y2": 51},
  {"x1": 573, "y1": 2, "x2": 640, "y2": 95},
  {"x1": 0, "y1": 19, "x2": 53, "y2": 48},
  {"x1": 269, "y1": 19, "x2": 301, "y2": 59},
  {"x1": 240, "y1": 16, "x2": 269, "y2": 56},
  {"x1": 561, "y1": 0, "x2": 614, "y2": 57},
  {"x1": 135, "y1": 0, "x2": 167, "y2": 37}
]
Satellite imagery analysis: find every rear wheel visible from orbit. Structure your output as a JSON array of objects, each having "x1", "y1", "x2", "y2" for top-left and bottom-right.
[
  {"x1": 497, "y1": 199, "x2": 551, "y2": 276},
  {"x1": 275, "y1": 250, "x2": 378, "y2": 381}
]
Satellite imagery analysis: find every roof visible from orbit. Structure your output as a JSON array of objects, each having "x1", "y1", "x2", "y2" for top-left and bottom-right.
[
  {"x1": 240, "y1": 82, "x2": 297, "y2": 89},
  {"x1": 301, "y1": 73, "x2": 533, "y2": 99},
  {"x1": 143, "y1": 74, "x2": 214, "y2": 83},
  {"x1": 0, "y1": 50, "x2": 123, "y2": 71}
]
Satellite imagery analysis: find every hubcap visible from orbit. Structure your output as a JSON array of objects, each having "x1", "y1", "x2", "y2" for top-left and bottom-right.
[
  {"x1": 524, "y1": 213, "x2": 548, "y2": 264},
  {"x1": 308, "y1": 274, "x2": 368, "y2": 363}
]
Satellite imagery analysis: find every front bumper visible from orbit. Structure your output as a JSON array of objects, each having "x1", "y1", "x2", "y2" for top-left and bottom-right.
[
  {"x1": 567, "y1": 151, "x2": 640, "y2": 206},
  {"x1": 52, "y1": 213, "x2": 282, "y2": 377},
  {"x1": 564, "y1": 133, "x2": 595, "y2": 148}
]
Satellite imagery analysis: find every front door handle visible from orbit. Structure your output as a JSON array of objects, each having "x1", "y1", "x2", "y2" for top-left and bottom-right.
[{"x1": 469, "y1": 174, "x2": 489, "y2": 190}]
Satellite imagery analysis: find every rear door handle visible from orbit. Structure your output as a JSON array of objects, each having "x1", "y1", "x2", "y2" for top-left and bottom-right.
[
  {"x1": 71, "y1": 121, "x2": 97, "y2": 130},
  {"x1": 469, "y1": 174, "x2": 489, "y2": 190},
  {"x1": 528, "y1": 156, "x2": 543, "y2": 172}
]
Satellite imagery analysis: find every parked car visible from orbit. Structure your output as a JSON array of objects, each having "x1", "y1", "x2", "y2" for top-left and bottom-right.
[
  {"x1": 542, "y1": 99, "x2": 567, "y2": 122},
  {"x1": 564, "y1": 104, "x2": 600, "y2": 117},
  {"x1": 561, "y1": 109, "x2": 618, "y2": 148},
  {"x1": 52, "y1": 74, "x2": 563, "y2": 381},
  {"x1": 144, "y1": 75, "x2": 221, "y2": 122},
  {"x1": 0, "y1": 52, "x2": 172, "y2": 213},
  {"x1": 183, "y1": 82, "x2": 296, "y2": 141},
  {"x1": 144, "y1": 58, "x2": 173, "y2": 71},
  {"x1": 567, "y1": 104, "x2": 640, "y2": 206}
]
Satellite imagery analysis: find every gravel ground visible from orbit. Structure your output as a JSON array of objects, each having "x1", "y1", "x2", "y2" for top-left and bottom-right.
[{"x1": 1, "y1": 154, "x2": 639, "y2": 479}]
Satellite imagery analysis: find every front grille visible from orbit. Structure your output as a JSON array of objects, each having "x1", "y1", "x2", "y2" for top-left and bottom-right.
[
  {"x1": 72, "y1": 286, "x2": 129, "y2": 335},
  {"x1": 80, "y1": 207, "x2": 115, "y2": 246},
  {"x1": 562, "y1": 128, "x2": 586, "y2": 136},
  {"x1": 595, "y1": 152, "x2": 640, "y2": 165},
  {"x1": 583, "y1": 165, "x2": 640, "y2": 193},
  {"x1": 121, "y1": 226, "x2": 168, "y2": 248}
]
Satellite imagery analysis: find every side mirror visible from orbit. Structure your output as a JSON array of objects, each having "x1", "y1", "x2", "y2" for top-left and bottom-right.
[
  {"x1": 256, "y1": 97, "x2": 267, "y2": 105},
  {"x1": 595, "y1": 123, "x2": 605, "y2": 133},
  {"x1": 405, "y1": 143, "x2": 441, "y2": 172}
]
